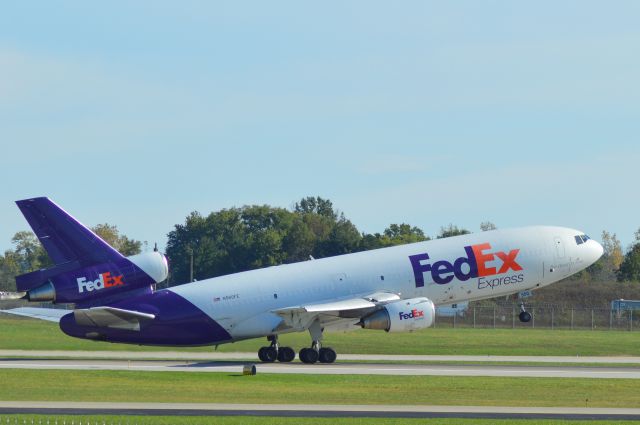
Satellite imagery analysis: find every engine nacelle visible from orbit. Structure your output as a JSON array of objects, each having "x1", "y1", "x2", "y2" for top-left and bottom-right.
[
  {"x1": 18, "y1": 252, "x2": 169, "y2": 306},
  {"x1": 359, "y1": 297, "x2": 435, "y2": 332},
  {"x1": 127, "y1": 251, "x2": 169, "y2": 284}
]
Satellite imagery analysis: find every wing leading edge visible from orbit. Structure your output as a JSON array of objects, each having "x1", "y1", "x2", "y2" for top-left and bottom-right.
[{"x1": 272, "y1": 292, "x2": 400, "y2": 332}]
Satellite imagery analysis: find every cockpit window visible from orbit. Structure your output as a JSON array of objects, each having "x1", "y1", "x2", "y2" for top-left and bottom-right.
[{"x1": 575, "y1": 234, "x2": 591, "y2": 245}]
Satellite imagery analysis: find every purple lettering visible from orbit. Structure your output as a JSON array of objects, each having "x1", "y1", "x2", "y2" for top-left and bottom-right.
[
  {"x1": 432, "y1": 260, "x2": 454, "y2": 285},
  {"x1": 409, "y1": 245, "x2": 482, "y2": 287},
  {"x1": 453, "y1": 246, "x2": 479, "y2": 280},
  {"x1": 409, "y1": 253, "x2": 431, "y2": 287}
]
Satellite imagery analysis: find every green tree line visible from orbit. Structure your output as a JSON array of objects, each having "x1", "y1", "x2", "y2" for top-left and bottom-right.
[
  {"x1": 1, "y1": 196, "x2": 640, "y2": 291},
  {"x1": 164, "y1": 197, "x2": 442, "y2": 284}
]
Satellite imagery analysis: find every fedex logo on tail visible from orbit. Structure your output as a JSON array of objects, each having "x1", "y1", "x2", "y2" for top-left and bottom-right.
[
  {"x1": 77, "y1": 272, "x2": 124, "y2": 293},
  {"x1": 399, "y1": 309, "x2": 425, "y2": 320},
  {"x1": 409, "y1": 243, "x2": 522, "y2": 287}
]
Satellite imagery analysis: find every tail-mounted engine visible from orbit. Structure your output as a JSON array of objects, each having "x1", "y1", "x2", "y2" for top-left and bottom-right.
[{"x1": 17, "y1": 251, "x2": 168, "y2": 306}]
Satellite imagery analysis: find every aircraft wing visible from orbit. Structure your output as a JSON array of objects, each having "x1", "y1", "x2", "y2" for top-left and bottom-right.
[
  {"x1": 272, "y1": 291, "x2": 400, "y2": 331},
  {"x1": 276, "y1": 298, "x2": 376, "y2": 314},
  {"x1": 1, "y1": 307, "x2": 71, "y2": 323}
]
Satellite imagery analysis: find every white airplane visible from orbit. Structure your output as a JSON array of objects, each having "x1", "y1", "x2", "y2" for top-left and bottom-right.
[{"x1": 2, "y1": 197, "x2": 603, "y2": 363}]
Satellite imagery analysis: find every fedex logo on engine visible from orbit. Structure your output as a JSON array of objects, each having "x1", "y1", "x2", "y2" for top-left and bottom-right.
[
  {"x1": 409, "y1": 243, "x2": 522, "y2": 287},
  {"x1": 399, "y1": 309, "x2": 424, "y2": 320},
  {"x1": 77, "y1": 272, "x2": 124, "y2": 293}
]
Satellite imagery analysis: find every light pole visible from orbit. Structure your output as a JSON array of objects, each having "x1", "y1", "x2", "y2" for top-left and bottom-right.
[{"x1": 188, "y1": 246, "x2": 194, "y2": 283}]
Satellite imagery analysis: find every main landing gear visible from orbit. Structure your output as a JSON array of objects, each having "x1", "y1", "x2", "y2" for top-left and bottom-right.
[
  {"x1": 258, "y1": 335, "x2": 295, "y2": 363},
  {"x1": 257, "y1": 321, "x2": 337, "y2": 364},
  {"x1": 299, "y1": 342, "x2": 337, "y2": 364},
  {"x1": 519, "y1": 301, "x2": 532, "y2": 323},
  {"x1": 299, "y1": 319, "x2": 336, "y2": 364}
]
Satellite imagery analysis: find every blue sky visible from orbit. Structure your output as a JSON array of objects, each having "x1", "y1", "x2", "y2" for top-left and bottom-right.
[{"x1": 1, "y1": 1, "x2": 639, "y2": 253}]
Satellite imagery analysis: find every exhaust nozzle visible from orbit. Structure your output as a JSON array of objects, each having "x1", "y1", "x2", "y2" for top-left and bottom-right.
[{"x1": 26, "y1": 281, "x2": 56, "y2": 302}]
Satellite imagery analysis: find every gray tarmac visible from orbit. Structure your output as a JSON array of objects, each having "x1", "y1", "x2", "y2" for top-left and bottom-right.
[
  {"x1": 2, "y1": 349, "x2": 640, "y2": 363},
  {"x1": 1, "y1": 402, "x2": 640, "y2": 420},
  {"x1": 3, "y1": 352, "x2": 640, "y2": 420},
  {"x1": 1, "y1": 357, "x2": 640, "y2": 378}
]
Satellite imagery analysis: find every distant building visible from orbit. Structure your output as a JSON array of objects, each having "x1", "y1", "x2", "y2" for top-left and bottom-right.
[
  {"x1": 436, "y1": 302, "x2": 469, "y2": 317},
  {"x1": 611, "y1": 299, "x2": 640, "y2": 317}
]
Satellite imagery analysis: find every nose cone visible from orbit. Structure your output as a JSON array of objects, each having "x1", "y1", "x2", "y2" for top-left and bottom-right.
[{"x1": 587, "y1": 240, "x2": 604, "y2": 265}]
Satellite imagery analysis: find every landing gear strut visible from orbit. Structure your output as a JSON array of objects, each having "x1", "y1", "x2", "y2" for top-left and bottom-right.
[
  {"x1": 258, "y1": 335, "x2": 295, "y2": 362},
  {"x1": 299, "y1": 320, "x2": 337, "y2": 364},
  {"x1": 519, "y1": 301, "x2": 532, "y2": 323}
]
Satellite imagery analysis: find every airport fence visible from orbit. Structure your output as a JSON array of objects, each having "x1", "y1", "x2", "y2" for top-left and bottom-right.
[{"x1": 434, "y1": 306, "x2": 640, "y2": 331}]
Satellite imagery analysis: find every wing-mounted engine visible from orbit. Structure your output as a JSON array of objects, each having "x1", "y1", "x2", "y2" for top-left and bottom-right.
[{"x1": 358, "y1": 297, "x2": 435, "y2": 332}]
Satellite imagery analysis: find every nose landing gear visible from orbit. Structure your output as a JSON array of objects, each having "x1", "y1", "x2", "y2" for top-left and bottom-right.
[{"x1": 519, "y1": 302, "x2": 532, "y2": 323}]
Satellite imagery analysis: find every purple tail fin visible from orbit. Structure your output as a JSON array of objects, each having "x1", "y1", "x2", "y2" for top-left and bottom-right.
[
  {"x1": 15, "y1": 197, "x2": 123, "y2": 266},
  {"x1": 14, "y1": 197, "x2": 166, "y2": 306}
]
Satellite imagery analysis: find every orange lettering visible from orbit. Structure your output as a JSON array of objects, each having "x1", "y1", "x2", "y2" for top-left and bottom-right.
[
  {"x1": 496, "y1": 249, "x2": 523, "y2": 273},
  {"x1": 471, "y1": 243, "x2": 496, "y2": 277}
]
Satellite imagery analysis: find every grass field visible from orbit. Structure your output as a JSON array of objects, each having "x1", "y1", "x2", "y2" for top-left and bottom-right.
[
  {"x1": 0, "y1": 416, "x2": 636, "y2": 425},
  {"x1": 0, "y1": 369, "x2": 639, "y2": 408},
  {"x1": 2, "y1": 315, "x2": 640, "y2": 422},
  {"x1": 1, "y1": 314, "x2": 639, "y2": 356}
]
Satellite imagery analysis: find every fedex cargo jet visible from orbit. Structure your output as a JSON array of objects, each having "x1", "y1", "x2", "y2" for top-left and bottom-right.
[{"x1": 1, "y1": 197, "x2": 603, "y2": 364}]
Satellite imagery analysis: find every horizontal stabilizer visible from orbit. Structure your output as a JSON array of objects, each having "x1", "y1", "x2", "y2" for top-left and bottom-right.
[
  {"x1": 1, "y1": 307, "x2": 71, "y2": 323},
  {"x1": 0, "y1": 291, "x2": 26, "y2": 301},
  {"x1": 15, "y1": 260, "x2": 81, "y2": 292},
  {"x1": 73, "y1": 306, "x2": 155, "y2": 331}
]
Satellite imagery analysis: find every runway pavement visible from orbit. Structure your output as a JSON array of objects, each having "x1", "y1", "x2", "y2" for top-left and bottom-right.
[
  {"x1": 1, "y1": 357, "x2": 639, "y2": 378},
  {"x1": 1, "y1": 402, "x2": 640, "y2": 420},
  {"x1": 2, "y1": 353, "x2": 639, "y2": 420},
  {"x1": 2, "y1": 349, "x2": 640, "y2": 363}
]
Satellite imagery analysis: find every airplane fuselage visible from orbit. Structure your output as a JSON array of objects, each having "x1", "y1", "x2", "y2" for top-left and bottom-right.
[{"x1": 59, "y1": 225, "x2": 603, "y2": 346}]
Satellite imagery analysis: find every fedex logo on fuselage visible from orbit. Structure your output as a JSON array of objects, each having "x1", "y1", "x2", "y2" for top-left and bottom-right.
[
  {"x1": 409, "y1": 243, "x2": 522, "y2": 287},
  {"x1": 399, "y1": 309, "x2": 424, "y2": 320},
  {"x1": 77, "y1": 272, "x2": 124, "y2": 293}
]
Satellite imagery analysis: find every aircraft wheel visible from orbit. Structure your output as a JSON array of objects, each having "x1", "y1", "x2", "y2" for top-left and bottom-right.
[
  {"x1": 258, "y1": 346, "x2": 277, "y2": 362},
  {"x1": 519, "y1": 311, "x2": 532, "y2": 323},
  {"x1": 258, "y1": 347, "x2": 267, "y2": 361},
  {"x1": 299, "y1": 347, "x2": 318, "y2": 364},
  {"x1": 277, "y1": 346, "x2": 296, "y2": 362},
  {"x1": 318, "y1": 347, "x2": 337, "y2": 364},
  {"x1": 264, "y1": 346, "x2": 278, "y2": 362}
]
